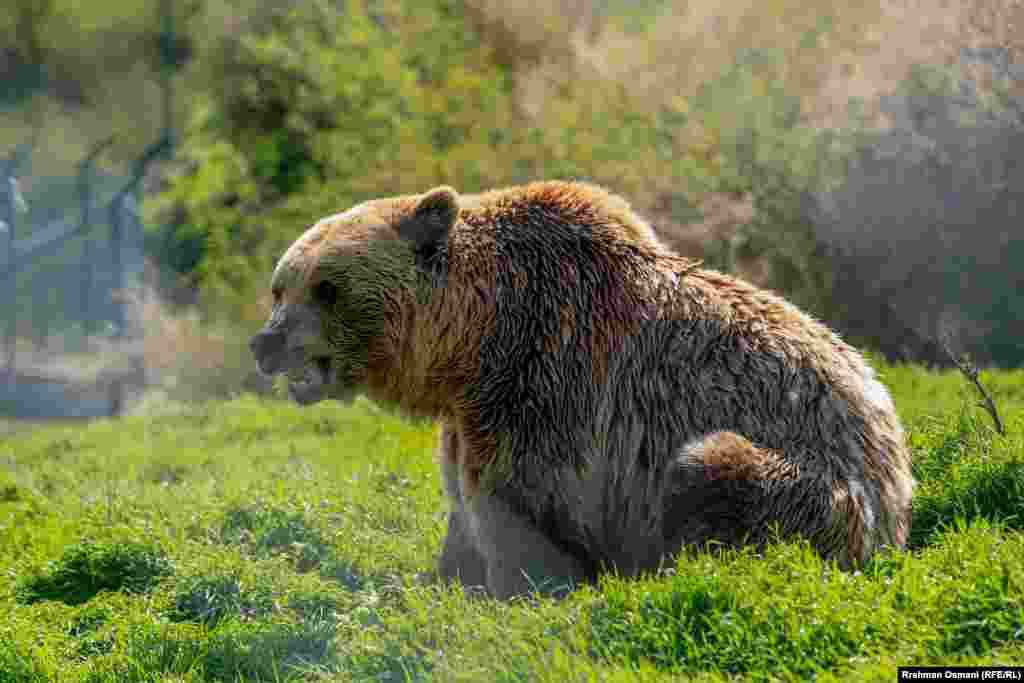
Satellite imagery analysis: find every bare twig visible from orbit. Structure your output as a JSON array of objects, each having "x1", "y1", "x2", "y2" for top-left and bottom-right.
[{"x1": 938, "y1": 332, "x2": 1006, "y2": 436}]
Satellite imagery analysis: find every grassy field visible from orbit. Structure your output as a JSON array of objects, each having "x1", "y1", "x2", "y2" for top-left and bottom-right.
[{"x1": 2, "y1": 363, "x2": 1023, "y2": 682}]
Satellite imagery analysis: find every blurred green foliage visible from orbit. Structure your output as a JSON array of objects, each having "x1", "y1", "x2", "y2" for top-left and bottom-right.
[
  {"x1": 149, "y1": 0, "x2": 533, "y2": 313},
  {"x1": 0, "y1": 0, "x2": 196, "y2": 170},
  {"x1": 149, "y1": 0, "x2": 882, "y2": 321},
  {"x1": 7, "y1": 0, "x2": 1022, "y2": 367}
]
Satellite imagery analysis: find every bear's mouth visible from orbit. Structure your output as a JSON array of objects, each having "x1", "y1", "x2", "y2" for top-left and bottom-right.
[{"x1": 287, "y1": 356, "x2": 335, "y2": 405}]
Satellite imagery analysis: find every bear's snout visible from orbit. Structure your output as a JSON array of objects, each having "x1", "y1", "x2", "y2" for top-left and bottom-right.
[{"x1": 250, "y1": 330, "x2": 288, "y2": 375}]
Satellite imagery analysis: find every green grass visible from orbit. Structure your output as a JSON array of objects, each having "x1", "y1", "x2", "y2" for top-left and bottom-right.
[
  {"x1": 15, "y1": 540, "x2": 174, "y2": 605},
  {"x1": 1, "y1": 364, "x2": 1023, "y2": 681}
]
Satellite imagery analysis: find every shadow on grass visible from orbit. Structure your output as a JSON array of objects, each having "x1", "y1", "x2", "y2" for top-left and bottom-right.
[
  {"x1": 81, "y1": 613, "x2": 435, "y2": 683},
  {"x1": 219, "y1": 505, "x2": 333, "y2": 573},
  {"x1": 338, "y1": 641, "x2": 434, "y2": 683},
  {"x1": 910, "y1": 457, "x2": 1024, "y2": 549},
  {"x1": 15, "y1": 541, "x2": 174, "y2": 606},
  {"x1": 80, "y1": 619, "x2": 339, "y2": 683},
  {"x1": 202, "y1": 620, "x2": 338, "y2": 682},
  {"x1": 907, "y1": 410, "x2": 1024, "y2": 549},
  {"x1": 170, "y1": 572, "x2": 276, "y2": 627},
  {"x1": 67, "y1": 604, "x2": 113, "y2": 636},
  {"x1": 216, "y1": 504, "x2": 384, "y2": 590},
  {"x1": 319, "y1": 556, "x2": 376, "y2": 592}
]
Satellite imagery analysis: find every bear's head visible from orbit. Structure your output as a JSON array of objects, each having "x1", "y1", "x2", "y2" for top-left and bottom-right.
[{"x1": 249, "y1": 186, "x2": 460, "y2": 406}]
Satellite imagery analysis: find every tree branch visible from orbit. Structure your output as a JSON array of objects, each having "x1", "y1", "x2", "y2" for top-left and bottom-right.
[{"x1": 938, "y1": 333, "x2": 1006, "y2": 436}]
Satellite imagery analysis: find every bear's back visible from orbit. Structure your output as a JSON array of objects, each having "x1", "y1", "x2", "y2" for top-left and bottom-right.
[{"x1": 457, "y1": 181, "x2": 671, "y2": 255}]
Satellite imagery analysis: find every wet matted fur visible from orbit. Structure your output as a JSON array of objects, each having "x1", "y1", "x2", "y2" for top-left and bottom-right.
[{"x1": 250, "y1": 180, "x2": 914, "y2": 599}]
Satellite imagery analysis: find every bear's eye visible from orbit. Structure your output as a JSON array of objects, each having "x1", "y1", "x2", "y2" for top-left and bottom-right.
[{"x1": 312, "y1": 280, "x2": 338, "y2": 307}]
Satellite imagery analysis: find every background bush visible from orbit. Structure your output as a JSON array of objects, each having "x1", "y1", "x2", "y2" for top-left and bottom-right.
[{"x1": 3, "y1": 0, "x2": 1022, "y2": 381}]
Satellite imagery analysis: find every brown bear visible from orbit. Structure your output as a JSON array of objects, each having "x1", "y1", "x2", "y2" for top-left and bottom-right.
[{"x1": 250, "y1": 180, "x2": 914, "y2": 599}]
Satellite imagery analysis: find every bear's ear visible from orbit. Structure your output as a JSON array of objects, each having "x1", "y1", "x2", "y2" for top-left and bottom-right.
[{"x1": 398, "y1": 186, "x2": 459, "y2": 268}]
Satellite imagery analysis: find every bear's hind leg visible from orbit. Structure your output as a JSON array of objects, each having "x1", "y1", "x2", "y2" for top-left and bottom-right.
[{"x1": 663, "y1": 431, "x2": 841, "y2": 561}]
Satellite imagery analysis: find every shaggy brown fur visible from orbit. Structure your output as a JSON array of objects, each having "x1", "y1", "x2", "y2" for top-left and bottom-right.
[{"x1": 250, "y1": 180, "x2": 914, "y2": 599}]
